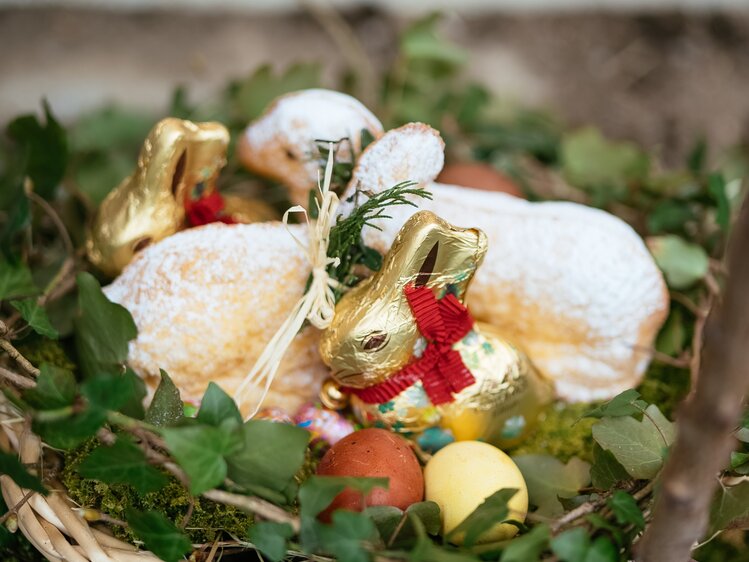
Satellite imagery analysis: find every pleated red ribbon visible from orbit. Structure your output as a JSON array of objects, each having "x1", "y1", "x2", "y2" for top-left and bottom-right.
[
  {"x1": 344, "y1": 285, "x2": 476, "y2": 405},
  {"x1": 185, "y1": 191, "x2": 236, "y2": 227}
]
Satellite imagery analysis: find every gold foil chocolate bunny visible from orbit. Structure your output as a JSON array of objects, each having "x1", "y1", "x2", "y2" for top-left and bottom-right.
[
  {"x1": 319, "y1": 211, "x2": 552, "y2": 449},
  {"x1": 86, "y1": 118, "x2": 276, "y2": 277}
]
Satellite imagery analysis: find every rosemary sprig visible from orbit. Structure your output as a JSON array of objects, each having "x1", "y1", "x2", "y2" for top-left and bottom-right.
[{"x1": 325, "y1": 180, "x2": 432, "y2": 299}]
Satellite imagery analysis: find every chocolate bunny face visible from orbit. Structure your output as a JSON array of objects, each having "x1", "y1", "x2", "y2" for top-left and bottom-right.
[
  {"x1": 86, "y1": 118, "x2": 229, "y2": 277},
  {"x1": 319, "y1": 211, "x2": 488, "y2": 388}
]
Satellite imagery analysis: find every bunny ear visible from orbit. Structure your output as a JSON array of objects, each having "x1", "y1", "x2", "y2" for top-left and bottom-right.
[{"x1": 415, "y1": 241, "x2": 439, "y2": 287}]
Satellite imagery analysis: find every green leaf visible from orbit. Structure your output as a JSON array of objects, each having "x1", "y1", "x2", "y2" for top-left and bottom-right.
[
  {"x1": 409, "y1": 514, "x2": 480, "y2": 562},
  {"x1": 708, "y1": 173, "x2": 731, "y2": 231},
  {"x1": 366, "y1": 501, "x2": 441, "y2": 546},
  {"x1": 607, "y1": 490, "x2": 645, "y2": 530},
  {"x1": 81, "y1": 372, "x2": 141, "y2": 413},
  {"x1": 500, "y1": 524, "x2": 550, "y2": 562},
  {"x1": 7, "y1": 101, "x2": 68, "y2": 198},
  {"x1": 592, "y1": 404, "x2": 674, "y2": 480},
  {"x1": 708, "y1": 481, "x2": 749, "y2": 533},
  {"x1": 34, "y1": 409, "x2": 107, "y2": 450},
  {"x1": 10, "y1": 299, "x2": 58, "y2": 339},
  {"x1": 196, "y1": 382, "x2": 242, "y2": 427},
  {"x1": 561, "y1": 128, "x2": 649, "y2": 197},
  {"x1": 162, "y1": 424, "x2": 240, "y2": 495},
  {"x1": 23, "y1": 363, "x2": 75, "y2": 410},
  {"x1": 125, "y1": 508, "x2": 191, "y2": 562},
  {"x1": 0, "y1": 261, "x2": 38, "y2": 301},
  {"x1": 70, "y1": 106, "x2": 153, "y2": 153},
  {"x1": 78, "y1": 436, "x2": 167, "y2": 495},
  {"x1": 248, "y1": 521, "x2": 294, "y2": 562},
  {"x1": 647, "y1": 235, "x2": 709, "y2": 289},
  {"x1": 400, "y1": 14, "x2": 467, "y2": 66},
  {"x1": 74, "y1": 272, "x2": 137, "y2": 378},
  {"x1": 655, "y1": 308, "x2": 687, "y2": 357},
  {"x1": 0, "y1": 450, "x2": 46, "y2": 494},
  {"x1": 319, "y1": 510, "x2": 378, "y2": 562},
  {"x1": 145, "y1": 370, "x2": 183, "y2": 427},
  {"x1": 647, "y1": 201, "x2": 695, "y2": 234},
  {"x1": 590, "y1": 445, "x2": 631, "y2": 490},
  {"x1": 583, "y1": 389, "x2": 646, "y2": 419},
  {"x1": 299, "y1": 476, "x2": 390, "y2": 519},
  {"x1": 225, "y1": 420, "x2": 309, "y2": 493},
  {"x1": 512, "y1": 455, "x2": 591, "y2": 517},
  {"x1": 585, "y1": 537, "x2": 619, "y2": 562},
  {"x1": 730, "y1": 452, "x2": 749, "y2": 474},
  {"x1": 550, "y1": 528, "x2": 590, "y2": 562},
  {"x1": 447, "y1": 488, "x2": 517, "y2": 546}
]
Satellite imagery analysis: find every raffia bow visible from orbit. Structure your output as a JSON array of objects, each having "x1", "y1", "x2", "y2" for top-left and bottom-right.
[{"x1": 234, "y1": 143, "x2": 343, "y2": 417}]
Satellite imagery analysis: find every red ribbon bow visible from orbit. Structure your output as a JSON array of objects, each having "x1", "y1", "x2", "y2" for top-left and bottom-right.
[
  {"x1": 345, "y1": 285, "x2": 476, "y2": 406},
  {"x1": 184, "y1": 192, "x2": 236, "y2": 227}
]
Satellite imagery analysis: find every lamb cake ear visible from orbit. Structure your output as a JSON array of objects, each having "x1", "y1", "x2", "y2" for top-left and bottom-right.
[{"x1": 342, "y1": 123, "x2": 445, "y2": 200}]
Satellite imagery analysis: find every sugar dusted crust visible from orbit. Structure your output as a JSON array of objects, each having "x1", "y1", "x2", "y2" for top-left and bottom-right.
[
  {"x1": 104, "y1": 222, "x2": 327, "y2": 416},
  {"x1": 239, "y1": 89, "x2": 384, "y2": 206}
]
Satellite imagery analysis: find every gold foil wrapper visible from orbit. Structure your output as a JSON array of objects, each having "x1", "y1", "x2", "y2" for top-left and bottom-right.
[
  {"x1": 86, "y1": 118, "x2": 231, "y2": 277},
  {"x1": 320, "y1": 210, "x2": 552, "y2": 448}
]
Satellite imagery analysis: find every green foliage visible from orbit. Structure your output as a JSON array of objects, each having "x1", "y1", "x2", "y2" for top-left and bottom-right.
[
  {"x1": 23, "y1": 363, "x2": 75, "y2": 409},
  {"x1": 0, "y1": 261, "x2": 38, "y2": 301},
  {"x1": 125, "y1": 508, "x2": 192, "y2": 562},
  {"x1": 73, "y1": 272, "x2": 137, "y2": 378},
  {"x1": 513, "y1": 455, "x2": 591, "y2": 518},
  {"x1": 448, "y1": 488, "x2": 517, "y2": 546},
  {"x1": 500, "y1": 524, "x2": 550, "y2": 562},
  {"x1": 248, "y1": 521, "x2": 295, "y2": 562},
  {"x1": 78, "y1": 437, "x2": 167, "y2": 495},
  {"x1": 319, "y1": 510, "x2": 379, "y2": 562},
  {"x1": 196, "y1": 381, "x2": 242, "y2": 427},
  {"x1": 592, "y1": 403, "x2": 674, "y2": 480},
  {"x1": 708, "y1": 482, "x2": 749, "y2": 535},
  {"x1": 144, "y1": 370, "x2": 183, "y2": 427},
  {"x1": 10, "y1": 299, "x2": 58, "y2": 339},
  {"x1": 648, "y1": 234, "x2": 710, "y2": 289},
  {"x1": 366, "y1": 501, "x2": 441, "y2": 547},
  {"x1": 607, "y1": 491, "x2": 645, "y2": 530}
]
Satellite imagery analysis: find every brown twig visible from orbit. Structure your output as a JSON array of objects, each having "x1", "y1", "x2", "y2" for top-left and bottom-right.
[
  {"x1": 636, "y1": 198, "x2": 749, "y2": 562},
  {"x1": 0, "y1": 489, "x2": 36, "y2": 525},
  {"x1": 0, "y1": 323, "x2": 40, "y2": 377},
  {"x1": 0, "y1": 366, "x2": 36, "y2": 390},
  {"x1": 26, "y1": 190, "x2": 74, "y2": 257},
  {"x1": 202, "y1": 489, "x2": 300, "y2": 533}
]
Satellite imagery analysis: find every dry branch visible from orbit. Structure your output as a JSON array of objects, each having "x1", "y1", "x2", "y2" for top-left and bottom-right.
[{"x1": 636, "y1": 199, "x2": 749, "y2": 562}]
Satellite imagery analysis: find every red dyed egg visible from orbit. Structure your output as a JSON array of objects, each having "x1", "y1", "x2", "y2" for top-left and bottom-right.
[
  {"x1": 438, "y1": 162, "x2": 524, "y2": 198},
  {"x1": 316, "y1": 428, "x2": 424, "y2": 521}
]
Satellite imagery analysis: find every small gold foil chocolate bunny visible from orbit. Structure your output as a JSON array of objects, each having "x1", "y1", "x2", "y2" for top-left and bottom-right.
[
  {"x1": 319, "y1": 211, "x2": 552, "y2": 449},
  {"x1": 86, "y1": 118, "x2": 276, "y2": 277}
]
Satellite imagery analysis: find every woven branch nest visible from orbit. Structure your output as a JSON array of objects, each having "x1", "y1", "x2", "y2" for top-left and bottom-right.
[{"x1": 0, "y1": 397, "x2": 160, "y2": 562}]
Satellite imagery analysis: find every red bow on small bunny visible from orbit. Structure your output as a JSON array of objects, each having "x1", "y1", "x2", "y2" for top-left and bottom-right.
[{"x1": 345, "y1": 285, "x2": 476, "y2": 405}]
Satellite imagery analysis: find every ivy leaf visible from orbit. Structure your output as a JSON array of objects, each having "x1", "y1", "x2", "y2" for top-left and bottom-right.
[
  {"x1": 655, "y1": 308, "x2": 687, "y2": 357},
  {"x1": 248, "y1": 521, "x2": 294, "y2": 562},
  {"x1": 196, "y1": 382, "x2": 242, "y2": 428},
  {"x1": 125, "y1": 508, "x2": 191, "y2": 562},
  {"x1": 607, "y1": 490, "x2": 645, "y2": 530},
  {"x1": 513, "y1": 455, "x2": 591, "y2": 517},
  {"x1": 81, "y1": 371, "x2": 141, "y2": 413},
  {"x1": 400, "y1": 13, "x2": 467, "y2": 66},
  {"x1": 366, "y1": 501, "x2": 441, "y2": 546},
  {"x1": 550, "y1": 528, "x2": 590, "y2": 562},
  {"x1": 145, "y1": 370, "x2": 183, "y2": 427},
  {"x1": 647, "y1": 235, "x2": 709, "y2": 289},
  {"x1": 447, "y1": 488, "x2": 517, "y2": 546},
  {"x1": 409, "y1": 514, "x2": 480, "y2": 562},
  {"x1": 10, "y1": 299, "x2": 58, "y2": 339},
  {"x1": 23, "y1": 363, "x2": 75, "y2": 410},
  {"x1": 585, "y1": 537, "x2": 619, "y2": 562},
  {"x1": 6, "y1": 101, "x2": 68, "y2": 199},
  {"x1": 561, "y1": 128, "x2": 648, "y2": 198},
  {"x1": 74, "y1": 272, "x2": 137, "y2": 379},
  {"x1": 583, "y1": 389, "x2": 647, "y2": 419},
  {"x1": 708, "y1": 173, "x2": 731, "y2": 231},
  {"x1": 225, "y1": 420, "x2": 309, "y2": 493},
  {"x1": 78, "y1": 436, "x2": 167, "y2": 495},
  {"x1": 34, "y1": 409, "x2": 107, "y2": 450},
  {"x1": 590, "y1": 445, "x2": 631, "y2": 490},
  {"x1": 0, "y1": 261, "x2": 38, "y2": 301},
  {"x1": 730, "y1": 452, "x2": 749, "y2": 475},
  {"x1": 0, "y1": 450, "x2": 46, "y2": 494},
  {"x1": 708, "y1": 481, "x2": 749, "y2": 534},
  {"x1": 499, "y1": 523, "x2": 550, "y2": 562},
  {"x1": 592, "y1": 404, "x2": 674, "y2": 480},
  {"x1": 319, "y1": 510, "x2": 378, "y2": 562},
  {"x1": 162, "y1": 424, "x2": 241, "y2": 495}
]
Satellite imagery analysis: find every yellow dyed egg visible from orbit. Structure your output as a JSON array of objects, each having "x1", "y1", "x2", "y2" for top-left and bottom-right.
[{"x1": 424, "y1": 441, "x2": 528, "y2": 544}]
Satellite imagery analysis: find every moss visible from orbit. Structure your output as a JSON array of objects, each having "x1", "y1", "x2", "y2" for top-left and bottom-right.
[
  {"x1": 62, "y1": 437, "x2": 253, "y2": 544},
  {"x1": 508, "y1": 401, "x2": 597, "y2": 463},
  {"x1": 17, "y1": 339, "x2": 76, "y2": 372},
  {"x1": 637, "y1": 363, "x2": 690, "y2": 419}
]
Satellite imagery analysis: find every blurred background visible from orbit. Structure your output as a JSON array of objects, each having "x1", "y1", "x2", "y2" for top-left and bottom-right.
[{"x1": 2, "y1": 0, "x2": 749, "y2": 168}]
